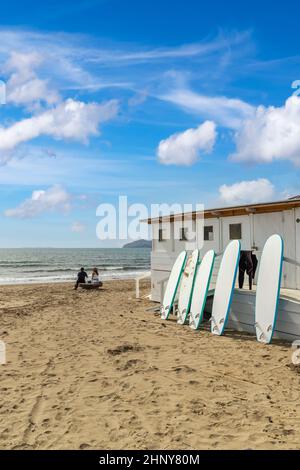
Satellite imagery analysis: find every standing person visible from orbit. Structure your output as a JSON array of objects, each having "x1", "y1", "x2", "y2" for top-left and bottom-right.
[
  {"x1": 74, "y1": 267, "x2": 88, "y2": 290},
  {"x1": 238, "y1": 251, "x2": 258, "y2": 290}
]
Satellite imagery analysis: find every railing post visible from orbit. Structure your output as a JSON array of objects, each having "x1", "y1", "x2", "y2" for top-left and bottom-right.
[
  {"x1": 160, "y1": 281, "x2": 164, "y2": 304},
  {"x1": 135, "y1": 272, "x2": 151, "y2": 299}
]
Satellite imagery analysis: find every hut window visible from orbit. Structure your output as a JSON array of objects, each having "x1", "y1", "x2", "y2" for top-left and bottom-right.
[
  {"x1": 180, "y1": 227, "x2": 188, "y2": 241},
  {"x1": 229, "y1": 223, "x2": 242, "y2": 240},
  {"x1": 204, "y1": 225, "x2": 214, "y2": 241}
]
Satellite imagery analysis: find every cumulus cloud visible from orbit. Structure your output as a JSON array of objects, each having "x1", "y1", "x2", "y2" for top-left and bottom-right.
[
  {"x1": 0, "y1": 98, "x2": 119, "y2": 158},
  {"x1": 219, "y1": 178, "x2": 275, "y2": 205},
  {"x1": 5, "y1": 51, "x2": 60, "y2": 107},
  {"x1": 231, "y1": 96, "x2": 300, "y2": 165},
  {"x1": 157, "y1": 121, "x2": 217, "y2": 166},
  {"x1": 4, "y1": 185, "x2": 71, "y2": 218},
  {"x1": 71, "y1": 221, "x2": 86, "y2": 232}
]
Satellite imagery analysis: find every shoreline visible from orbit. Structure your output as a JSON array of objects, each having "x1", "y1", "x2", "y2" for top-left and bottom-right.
[{"x1": 0, "y1": 270, "x2": 151, "y2": 287}]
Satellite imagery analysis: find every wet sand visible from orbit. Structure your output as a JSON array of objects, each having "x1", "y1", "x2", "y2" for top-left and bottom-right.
[{"x1": 0, "y1": 280, "x2": 299, "y2": 449}]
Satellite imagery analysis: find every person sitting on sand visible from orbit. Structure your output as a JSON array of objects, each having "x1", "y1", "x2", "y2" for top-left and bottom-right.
[
  {"x1": 74, "y1": 267, "x2": 88, "y2": 290},
  {"x1": 91, "y1": 267, "x2": 103, "y2": 287},
  {"x1": 91, "y1": 267, "x2": 99, "y2": 284}
]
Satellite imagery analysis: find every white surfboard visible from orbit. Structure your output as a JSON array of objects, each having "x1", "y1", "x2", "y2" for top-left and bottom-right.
[
  {"x1": 211, "y1": 240, "x2": 240, "y2": 336},
  {"x1": 255, "y1": 234, "x2": 284, "y2": 344},
  {"x1": 177, "y1": 249, "x2": 199, "y2": 325},
  {"x1": 161, "y1": 251, "x2": 187, "y2": 320},
  {"x1": 189, "y1": 250, "x2": 215, "y2": 330}
]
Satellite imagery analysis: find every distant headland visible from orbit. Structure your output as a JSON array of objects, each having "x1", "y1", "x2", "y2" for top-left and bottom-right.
[{"x1": 123, "y1": 239, "x2": 152, "y2": 248}]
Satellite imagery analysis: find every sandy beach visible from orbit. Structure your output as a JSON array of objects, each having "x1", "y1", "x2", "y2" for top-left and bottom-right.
[{"x1": 0, "y1": 279, "x2": 299, "y2": 450}]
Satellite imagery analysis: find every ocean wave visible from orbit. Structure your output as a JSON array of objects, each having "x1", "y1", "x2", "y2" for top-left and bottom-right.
[
  {"x1": 22, "y1": 268, "x2": 77, "y2": 273},
  {"x1": 0, "y1": 275, "x2": 75, "y2": 284},
  {"x1": 0, "y1": 269, "x2": 150, "y2": 285},
  {"x1": 0, "y1": 263, "x2": 51, "y2": 268},
  {"x1": 99, "y1": 265, "x2": 148, "y2": 271},
  {"x1": 20, "y1": 266, "x2": 149, "y2": 273}
]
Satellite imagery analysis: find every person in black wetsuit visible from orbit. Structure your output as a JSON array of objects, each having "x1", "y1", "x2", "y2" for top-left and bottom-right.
[
  {"x1": 238, "y1": 251, "x2": 258, "y2": 290},
  {"x1": 74, "y1": 267, "x2": 88, "y2": 290}
]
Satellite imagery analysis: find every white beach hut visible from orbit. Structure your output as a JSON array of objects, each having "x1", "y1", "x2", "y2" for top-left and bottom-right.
[{"x1": 143, "y1": 196, "x2": 300, "y2": 342}]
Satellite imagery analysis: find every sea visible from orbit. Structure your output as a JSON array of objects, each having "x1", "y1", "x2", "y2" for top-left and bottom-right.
[{"x1": 0, "y1": 248, "x2": 151, "y2": 285}]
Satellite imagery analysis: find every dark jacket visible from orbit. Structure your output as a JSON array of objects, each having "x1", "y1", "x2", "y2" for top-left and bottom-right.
[{"x1": 77, "y1": 271, "x2": 88, "y2": 283}]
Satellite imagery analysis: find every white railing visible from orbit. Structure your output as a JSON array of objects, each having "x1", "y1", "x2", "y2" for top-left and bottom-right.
[
  {"x1": 284, "y1": 257, "x2": 300, "y2": 268},
  {"x1": 135, "y1": 271, "x2": 151, "y2": 299}
]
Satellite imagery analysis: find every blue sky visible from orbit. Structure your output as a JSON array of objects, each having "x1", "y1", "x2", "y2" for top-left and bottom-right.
[{"x1": 0, "y1": 0, "x2": 299, "y2": 247}]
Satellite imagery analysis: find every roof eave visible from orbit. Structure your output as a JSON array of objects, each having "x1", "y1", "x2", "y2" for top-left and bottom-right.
[{"x1": 141, "y1": 198, "x2": 300, "y2": 224}]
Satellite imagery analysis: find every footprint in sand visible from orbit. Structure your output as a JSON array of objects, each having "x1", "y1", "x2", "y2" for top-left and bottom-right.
[
  {"x1": 107, "y1": 343, "x2": 143, "y2": 356},
  {"x1": 118, "y1": 359, "x2": 145, "y2": 370}
]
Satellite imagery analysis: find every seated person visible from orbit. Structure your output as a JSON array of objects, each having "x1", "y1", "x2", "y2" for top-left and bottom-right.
[
  {"x1": 91, "y1": 267, "x2": 101, "y2": 284},
  {"x1": 74, "y1": 267, "x2": 88, "y2": 290}
]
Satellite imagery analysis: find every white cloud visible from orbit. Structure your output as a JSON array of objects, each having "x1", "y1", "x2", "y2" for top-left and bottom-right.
[
  {"x1": 4, "y1": 185, "x2": 72, "y2": 218},
  {"x1": 219, "y1": 178, "x2": 275, "y2": 205},
  {"x1": 0, "y1": 98, "x2": 119, "y2": 158},
  {"x1": 157, "y1": 121, "x2": 217, "y2": 166},
  {"x1": 231, "y1": 96, "x2": 300, "y2": 165},
  {"x1": 90, "y1": 31, "x2": 249, "y2": 63},
  {"x1": 71, "y1": 221, "x2": 86, "y2": 232},
  {"x1": 5, "y1": 51, "x2": 60, "y2": 107},
  {"x1": 0, "y1": 28, "x2": 252, "y2": 95},
  {"x1": 161, "y1": 87, "x2": 254, "y2": 129}
]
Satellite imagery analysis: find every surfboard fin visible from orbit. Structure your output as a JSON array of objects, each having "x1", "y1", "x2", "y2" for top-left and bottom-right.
[
  {"x1": 292, "y1": 349, "x2": 300, "y2": 365},
  {"x1": 177, "y1": 308, "x2": 187, "y2": 322},
  {"x1": 160, "y1": 305, "x2": 169, "y2": 319}
]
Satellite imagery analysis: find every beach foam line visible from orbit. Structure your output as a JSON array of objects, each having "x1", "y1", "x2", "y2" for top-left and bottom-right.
[{"x1": 0, "y1": 269, "x2": 150, "y2": 285}]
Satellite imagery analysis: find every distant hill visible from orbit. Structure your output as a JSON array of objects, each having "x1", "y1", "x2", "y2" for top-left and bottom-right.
[{"x1": 123, "y1": 239, "x2": 152, "y2": 249}]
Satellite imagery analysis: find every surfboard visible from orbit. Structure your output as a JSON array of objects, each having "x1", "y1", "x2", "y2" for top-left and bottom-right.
[
  {"x1": 211, "y1": 240, "x2": 240, "y2": 336},
  {"x1": 160, "y1": 251, "x2": 187, "y2": 320},
  {"x1": 189, "y1": 250, "x2": 215, "y2": 330},
  {"x1": 255, "y1": 234, "x2": 284, "y2": 344},
  {"x1": 177, "y1": 249, "x2": 199, "y2": 325}
]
